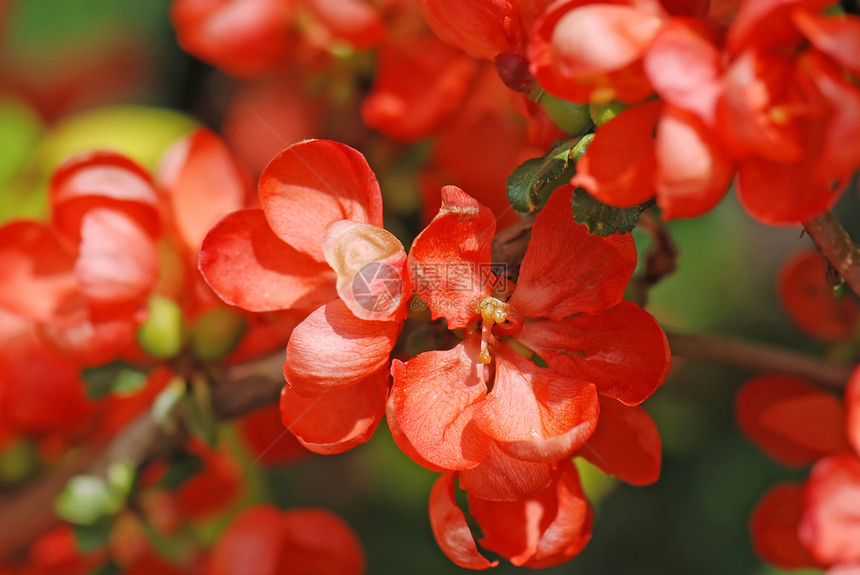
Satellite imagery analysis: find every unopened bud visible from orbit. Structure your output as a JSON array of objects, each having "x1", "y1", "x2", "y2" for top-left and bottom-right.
[{"x1": 137, "y1": 296, "x2": 185, "y2": 358}]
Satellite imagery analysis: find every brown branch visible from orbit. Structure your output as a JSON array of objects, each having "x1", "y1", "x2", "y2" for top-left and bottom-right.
[
  {"x1": 804, "y1": 211, "x2": 860, "y2": 297},
  {"x1": 666, "y1": 330, "x2": 854, "y2": 388},
  {"x1": 0, "y1": 351, "x2": 285, "y2": 561}
]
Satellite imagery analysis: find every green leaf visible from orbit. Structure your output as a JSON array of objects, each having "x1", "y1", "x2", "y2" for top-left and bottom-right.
[
  {"x1": 56, "y1": 475, "x2": 121, "y2": 526},
  {"x1": 82, "y1": 362, "x2": 148, "y2": 400},
  {"x1": 537, "y1": 92, "x2": 592, "y2": 136},
  {"x1": 159, "y1": 451, "x2": 205, "y2": 490},
  {"x1": 151, "y1": 377, "x2": 187, "y2": 434},
  {"x1": 137, "y1": 296, "x2": 185, "y2": 359},
  {"x1": 190, "y1": 308, "x2": 248, "y2": 362},
  {"x1": 183, "y1": 376, "x2": 218, "y2": 448},
  {"x1": 571, "y1": 187, "x2": 648, "y2": 236},
  {"x1": 74, "y1": 523, "x2": 112, "y2": 553},
  {"x1": 507, "y1": 139, "x2": 579, "y2": 212},
  {"x1": 90, "y1": 560, "x2": 122, "y2": 575}
]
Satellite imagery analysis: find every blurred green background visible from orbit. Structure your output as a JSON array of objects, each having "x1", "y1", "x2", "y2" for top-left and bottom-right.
[{"x1": 3, "y1": 0, "x2": 856, "y2": 573}]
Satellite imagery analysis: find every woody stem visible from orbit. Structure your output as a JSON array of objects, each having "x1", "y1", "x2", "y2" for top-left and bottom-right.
[
  {"x1": 804, "y1": 210, "x2": 860, "y2": 297},
  {"x1": 665, "y1": 330, "x2": 853, "y2": 388}
]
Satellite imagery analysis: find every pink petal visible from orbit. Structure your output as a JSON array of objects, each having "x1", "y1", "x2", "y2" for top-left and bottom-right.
[
  {"x1": 259, "y1": 140, "x2": 383, "y2": 262},
  {"x1": 473, "y1": 349, "x2": 599, "y2": 462},
  {"x1": 517, "y1": 300, "x2": 670, "y2": 405},
  {"x1": 322, "y1": 220, "x2": 410, "y2": 322},
  {"x1": 388, "y1": 339, "x2": 491, "y2": 470},
  {"x1": 429, "y1": 472, "x2": 497, "y2": 570},
  {"x1": 800, "y1": 454, "x2": 860, "y2": 565},
  {"x1": 408, "y1": 186, "x2": 497, "y2": 329},
  {"x1": 280, "y1": 369, "x2": 388, "y2": 455},
  {"x1": 198, "y1": 208, "x2": 337, "y2": 313},
  {"x1": 159, "y1": 129, "x2": 251, "y2": 252},
  {"x1": 284, "y1": 299, "x2": 399, "y2": 397},
  {"x1": 510, "y1": 186, "x2": 637, "y2": 320}
]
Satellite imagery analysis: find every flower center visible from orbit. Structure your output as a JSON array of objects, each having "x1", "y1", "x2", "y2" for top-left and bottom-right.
[{"x1": 474, "y1": 296, "x2": 509, "y2": 364}]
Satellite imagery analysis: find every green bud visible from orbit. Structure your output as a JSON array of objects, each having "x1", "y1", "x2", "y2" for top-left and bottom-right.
[
  {"x1": 137, "y1": 296, "x2": 185, "y2": 358},
  {"x1": 190, "y1": 308, "x2": 248, "y2": 362},
  {"x1": 56, "y1": 475, "x2": 121, "y2": 525},
  {"x1": 537, "y1": 92, "x2": 592, "y2": 136},
  {"x1": 589, "y1": 100, "x2": 627, "y2": 127}
]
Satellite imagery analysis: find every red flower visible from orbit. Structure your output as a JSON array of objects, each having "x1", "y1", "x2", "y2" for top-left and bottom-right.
[
  {"x1": 207, "y1": 504, "x2": 365, "y2": 575},
  {"x1": 388, "y1": 184, "x2": 669, "y2": 501},
  {"x1": 429, "y1": 460, "x2": 592, "y2": 569},
  {"x1": 200, "y1": 140, "x2": 411, "y2": 454},
  {"x1": 778, "y1": 249, "x2": 860, "y2": 342}
]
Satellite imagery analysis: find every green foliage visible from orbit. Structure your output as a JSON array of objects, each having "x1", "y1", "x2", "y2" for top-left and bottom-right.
[
  {"x1": 159, "y1": 451, "x2": 205, "y2": 490},
  {"x1": 507, "y1": 138, "x2": 580, "y2": 212},
  {"x1": 56, "y1": 476, "x2": 122, "y2": 526},
  {"x1": 571, "y1": 188, "x2": 648, "y2": 236},
  {"x1": 191, "y1": 308, "x2": 248, "y2": 362},
  {"x1": 83, "y1": 362, "x2": 148, "y2": 400}
]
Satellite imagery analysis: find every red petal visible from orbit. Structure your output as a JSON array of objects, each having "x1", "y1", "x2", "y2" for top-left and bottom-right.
[
  {"x1": 236, "y1": 404, "x2": 310, "y2": 467},
  {"x1": 510, "y1": 187, "x2": 637, "y2": 320},
  {"x1": 208, "y1": 505, "x2": 284, "y2": 575},
  {"x1": 459, "y1": 442, "x2": 554, "y2": 501},
  {"x1": 259, "y1": 140, "x2": 383, "y2": 262},
  {"x1": 159, "y1": 129, "x2": 251, "y2": 252},
  {"x1": 577, "y1": 396, "x2": 661, "y2": 486},
  {"x1": 548, "y1": 4, "x2": 662, "y2": 77},
  {"x1": 800, "y1": 454, "x2": 860, "y2": 565},
  {"x1": 750, "y1": 483, "x2": 821, "y2": 569},
  {"x1": 171, "y1": 0, "x2": 294, "y2": 78},
  {"x1": 468, "y1": 460, "x2": 593, "y2": 568},
  {"x1": 847, "y1": 366, "x2": 860, "y2": 456},
  {"x1": 805, "y1": 53, "x2": 860, "y2": 183},
  {"x1": 280, "y1": 508, "x2": 366, "y2": 575},
  {"x1": 570, "y1": 100, "x2": 661, "y2": 207},
  {"x1": 75, "y1": 207, "x2": 158, "y2": 320},
  {"x1": 517, "y1": 300, "x2": 670, "y2": 405},
  {"x1": 177, "y1": 441, "x2": 243, "y2": 520},
  {"x1": 417, "y1": 0, "x2": 511, "y2": 60},
  {"x1": 305, "y1": 0, "x2": 384, "y2": 49},
  {"x1": 361, "y1": 33, "x2": 477, "y2": 142},
  {"x1": 778, "y1": 249, "x2": 860, "y2": 342},
  {"x1": 736, "y1": 375, "x2": 849, "y2": 466},
  {"x1": 280, "y1": 370, "x2": 388, "y2": 455},
  {"x1": 473, "y1": 349, "x2": 599, "y2": 462},
  {"x1": 408, "y1": 186, "x2": 496, "y2": 329},
  {"x1": 794, "y1": 10, "x2": 860, "y2": 78},
  {"x1": 655, "y1": 106, "x2": 734, "y2": 220},
  {"x1": 50, "y1": 151, "x2": 160, "y2": 241},
  {"x1": 644, "y1": 19, "x2": 722, "y2": 124},
  {"x1": 321, "y1": 220, "x2": 410, "y2": 322},
  {"x1": 0, "y1": 221, "x2": 77, "y2": 321},
  {"x1": 198, "y1": 208, "x2": 337, "y2": 312},
  {"x1": 736, "y1": 154, "x2": 837, "y2": 225},
  {"x1": 727, "y1": 0, "x2": 831, "y2": 53},
  {"x1": 284, "y1": 299, "x2": 399, "y2": 397},
  {"x1": 428, "y1": 472, "x2": 497, "y2": 570},
  {"x1": 388, "y1": 339, "x2": 491, "y2": 470}
]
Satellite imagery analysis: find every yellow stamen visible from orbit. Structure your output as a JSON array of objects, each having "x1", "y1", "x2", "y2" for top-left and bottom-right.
[{"x1": 473, "y1": 297, "x2": 509, "y2": 364}]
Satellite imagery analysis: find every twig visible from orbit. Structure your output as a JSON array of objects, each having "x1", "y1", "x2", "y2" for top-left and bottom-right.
[
  {"x1": 0, "y1": 351, "x2": 285, "y2": 561},
  {"x1": 666, "y1": 330, "x2": 854, "y2": 388},
  {"x1": 804, "y1": 211, "x2": 860, "y2": 297}
]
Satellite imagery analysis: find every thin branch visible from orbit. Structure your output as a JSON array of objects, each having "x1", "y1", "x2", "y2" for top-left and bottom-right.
[
  {"x1": 666, "y1": 330, "x2": 854, "y2": 388},
  {"x1": 804, "y1": 211, "x2": 860, "y2": 297},
  {"x1": 0, "y1": 351, "x2": 285, "y2": 561}
]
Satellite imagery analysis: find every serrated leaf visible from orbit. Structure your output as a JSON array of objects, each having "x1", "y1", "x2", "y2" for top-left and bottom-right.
[
  {"x1": 159, "y1": 450, "x2": 205, "y2": 490},
  {"x1": 571, "y1": 187, "x2": 647, "y2": 236},
  {"x1": 507, "y1": 139, "x2": 579, "y2": 212}
]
